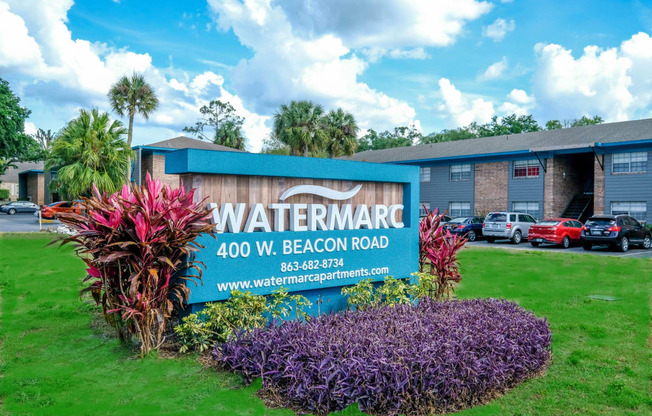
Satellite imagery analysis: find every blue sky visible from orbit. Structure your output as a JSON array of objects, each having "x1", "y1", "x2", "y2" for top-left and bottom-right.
[{"x1": 2, "y1": 0, "x2": 652, "y2": 151}]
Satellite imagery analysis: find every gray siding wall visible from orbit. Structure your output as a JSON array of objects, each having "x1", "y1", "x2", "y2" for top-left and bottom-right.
[
  {"x1": 604, "y1": 151, "x2": 652, "y2": 223},
  {"x1": 419, "y1": 163, "x2": 474, "y2": 215},
  {"x1": 507, "y1": 159, "x2": 545, "y2": 219}
]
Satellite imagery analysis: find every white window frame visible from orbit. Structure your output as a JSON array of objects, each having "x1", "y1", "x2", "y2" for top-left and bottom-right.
[
  {"x1": 513, "y1": 159, "x2": 540, "y2": 179},
  {"x1": 512, "y1": 201, "x2": 540, "y2": 218},
  {"x1": 611, "y1": 152, "x2": 648, "y2": 174},
  {"x1": 611, "y1": 201, "x2": 647, "y2": 222},
  {"x1": 420, "y1": 167, "x2": 431, "y2": 182},
  {"x1": 419, "y1": 202, "x2": 430, "y2": 217},
  {"x1": 450, "y1": 164, "x2": 471, "y2": 182},
  {"x1": 449, "y1": 202, "x2": 471, "y2": 217}
]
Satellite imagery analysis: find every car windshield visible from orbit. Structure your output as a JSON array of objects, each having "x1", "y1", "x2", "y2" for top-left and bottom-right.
[
  {"x1": 537, "y1": 220, "x2": 561, "y2": 226},
  {"x1": 587, "y1": 218, "x2": 615, "y2": 226},
  {"x1": 449, "y1": 217, "x2": 467, "y2": 224},
  {"x1": 486, "y1": 213, "x2": 506, "y2": 222}
]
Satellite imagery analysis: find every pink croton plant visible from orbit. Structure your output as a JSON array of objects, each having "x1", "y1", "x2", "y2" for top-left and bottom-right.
[
  {"x1": 418, "y1": 206, "x2": 467, "y2": 299},
  {"x1": 58, "y1": 173, "x2": 215, "y2": 355}
]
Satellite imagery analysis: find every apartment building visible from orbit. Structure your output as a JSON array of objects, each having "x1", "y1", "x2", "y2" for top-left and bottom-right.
[{"x1": 347, "y1": 118, "x2": 652, "y2": 223}]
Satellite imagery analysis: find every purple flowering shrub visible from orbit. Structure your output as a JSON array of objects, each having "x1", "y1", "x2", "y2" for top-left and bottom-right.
[{"x1": 215, "y1": 298, "x2": 551, "y2": 416}]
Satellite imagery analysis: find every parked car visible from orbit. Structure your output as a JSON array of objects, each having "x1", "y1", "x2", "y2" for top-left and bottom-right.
[
  {"x1": 442, "y1": 216, "x2": 484, "y2": 241},
  {"x1": 528, "y1": 218, "x2": 583, "y2": 248},
  {"x1": 0, "y1": 201, "x2": 39, "y2": 215},
  {"x1": 420, "y1": 214, "x2": 452, "y2": 223},
  {"x1": 581, "y1": 215, "x2": 651, "y2": 252},
  {"x1": 39, "y1": 200, "x2": 85, "y2": 219},
  {"x1": 482, "y1": 212, "x2": 537, "y2": 244}
]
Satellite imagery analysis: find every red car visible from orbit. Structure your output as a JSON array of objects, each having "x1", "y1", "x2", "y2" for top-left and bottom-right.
[
  {"x1": 40, "y1": 201, "x2": 85, "y2": 219},
  {"x1": 528, "y1": 218, "x2": 584, "y2": 248}
]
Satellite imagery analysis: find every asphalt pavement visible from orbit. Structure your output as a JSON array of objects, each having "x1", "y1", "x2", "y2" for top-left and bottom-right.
[
  {"x1": 466, "y1": 238, "x2": 652, "y2": 259},
  {"x1": 0, "y1": 212, "x2": 62, "y2": 233}
]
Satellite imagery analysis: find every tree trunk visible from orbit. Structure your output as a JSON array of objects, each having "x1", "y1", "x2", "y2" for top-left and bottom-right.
[
  {"x1": 304, "y1": 145, "x2": 309, "y2": 157},
  {"x1": 125, "y1": 113, "x2": 135, "y2": 182}
]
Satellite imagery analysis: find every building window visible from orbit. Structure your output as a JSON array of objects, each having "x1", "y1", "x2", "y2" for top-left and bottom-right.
[
  {"x1": 420, "y1": 167, "x2": 431, "y2": 182},
  {"x1": 450, "y1": 164, "x2": 471, "y2": 181},
  {"x1": 513, "y1": 159, "x2": 540, "y2": 178},
  {"x1": 612, "y1": 152, "x2": 647, "y2": 174},
  {"x1": 449, "y1": 202, "x2": 471, "y2": 217},
  {"x1": 611, "y1": 201, "x2": 647, "y2": 222},
  {"x1": 419, "y1": 202, "x2": 430, "y2": 217},
  {"x1": 512, "y1": 201, "x2": 540, "y2": 218}
]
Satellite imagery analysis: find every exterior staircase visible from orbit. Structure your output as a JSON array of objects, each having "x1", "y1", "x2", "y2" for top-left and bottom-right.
[{"x1": 561, "y1": 193, "x2": 593, "y2": 222}]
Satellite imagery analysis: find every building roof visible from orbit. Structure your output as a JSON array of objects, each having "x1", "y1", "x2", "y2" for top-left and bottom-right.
[
  {"x1": 138, "y1": 136, "x2": 246, "y2": 152},
  {"x1": 345, "y1": 118, "x2": 652, "y2": 164},
  {"x1": 0, "y1": 161, "x2": 44, "y2": 183}
]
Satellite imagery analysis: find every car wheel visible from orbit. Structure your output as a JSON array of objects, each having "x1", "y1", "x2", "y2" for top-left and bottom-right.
[
  {"x1": 582, "y1": 242, "x2": 592, "y2": 251},
  {"x1": 561, "y1": 236, "x2": 571, "y2": 249},
  {"x1": 7, "y1": 208, "x2": 16, "y2": 215},
  {"x1": 511, "y1": 230, "x2": 522, "y2": 244},
  {"x1": 486, "y1": 237, "x2": 495, "y2": 243},
  {"x1": 643, "y1": 235, "x2": 651, "y2": 250},
  {"x1": 619, "y1": 237, "x2": 629, "y2": 252},
  {"x1": 530, "y1": 242, "x2": 540, "y2": 248},
  {"x1": 467, "y1": 230, "x2": 476, "y2": 242}
]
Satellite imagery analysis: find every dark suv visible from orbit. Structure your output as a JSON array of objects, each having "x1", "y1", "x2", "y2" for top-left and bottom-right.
[{"x1": 581, "y1": 215, "x2": 651, "y2": 252}]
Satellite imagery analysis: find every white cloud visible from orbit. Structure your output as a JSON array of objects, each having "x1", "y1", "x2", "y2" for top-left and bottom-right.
[
  {"x1": 483, "y1": 18, "x2": 515, "y2": 42},
  {"x1": 532, "y1": 39, "x2": 636, "y2": 121},
  {"x1": 437, "y1": 78, "x2": 495, "y2": 127},
  {"x1": 363, "y1": 47, "x2": 430, "y2": 63},
  {"x1": 499, "y1": 89, "x2": 535, "y2": 115},
  {"x1": 276, "y1": 0, "x2": 493, "y2": 52},
  {"x1": 0, "y1": 0, "x2": 269, "y2": 151},
  {"x1": 209, "y1": 0, "x2": 459, "y2": 134},
  {"x1": 480, "y1": 56, "x2": 508, "y2": 80}
]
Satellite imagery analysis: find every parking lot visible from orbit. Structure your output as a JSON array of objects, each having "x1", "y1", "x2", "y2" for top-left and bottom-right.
[
  {"x1": 467, "y1": 238, "x2": 652, "y2": 258},
  {"x1": 1, "y1": 212, "x2": 651, "y2": 258},
  {"x1": 0, "y1": 212, "x2": 61, "y2": 233}
]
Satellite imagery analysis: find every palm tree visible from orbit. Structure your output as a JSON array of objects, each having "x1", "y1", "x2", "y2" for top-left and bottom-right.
[
  {"x1": 108, "y1": 73, "x2": 159, "y2": 180},
  {"x1": 273, "y1": 100, "x2": 328, "y2": 157},
  {"x1": 324, "y1": 108, "x2": 358, "y2": 158},
  {"x1": 45, "y1": 109, "x2": 132, "y2": 200}
]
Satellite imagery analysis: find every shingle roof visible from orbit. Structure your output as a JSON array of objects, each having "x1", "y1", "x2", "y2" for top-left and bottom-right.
[
  {"x1": 143, "y1": 136, "x2": 246, "y2": 152},
  {"x1": 345, "y1": 118, "x2": 652, "y2": 163},
  {"x1": 0, "y1": 161, "x2": 44, "y2": 183}
]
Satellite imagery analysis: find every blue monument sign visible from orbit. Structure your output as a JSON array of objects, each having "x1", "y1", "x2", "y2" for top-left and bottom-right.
[{"x1": 166, "y1": 149, "x2": 419, "y2": 314}]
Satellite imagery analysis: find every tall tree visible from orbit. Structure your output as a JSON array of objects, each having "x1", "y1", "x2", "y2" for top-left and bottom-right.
[
  {"x1": 108, "y1": 73, "x2": 159, "y2": 181},
  {"x1": 324, "y1": 108, "x2": 358, "y2": 158},
  {"x1": 46, "y1": 109, "x2": 132, "y2": 200},
  {"x1": 183, "y1": 100, "x2": 246, "y2": 150},
  {"x1": 472, "y1": 114, "x2": 541, "y2": 137},
  {"x1": 545, "y1": 119, "x2": 564, "y2": 130},
  {"x1": 546, "y1": 115, "x2": 604, "y2": 130},
  {"x1": 356, "y1": 126, "x2": 419, "y2": 152},
  {"x1": 0, "y1": 78, "x2": 41, "y2": 180},
  {"x1": 33, "y1": 128, "x2": 56, "y2": 151},
  {"x1": 273, "y1": 100, "x2": 328, "y2": 157},
  {"x1": 421, "y1": 127, "x2": 477, "y2": 144}
]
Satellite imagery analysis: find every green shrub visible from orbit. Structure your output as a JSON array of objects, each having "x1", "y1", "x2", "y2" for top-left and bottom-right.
[
  {"x1": 0, "y1": 189, "x2": 9, "y2": 200},
  {"x1": 174, "y1": 287, "x2": 311, "y2": 353},
  {"x1": 342, "y1": 273, "x2": 460, "y2": 311},
  {"x1": 341, "y1": 277, "x2": 412, "y2": 310}
]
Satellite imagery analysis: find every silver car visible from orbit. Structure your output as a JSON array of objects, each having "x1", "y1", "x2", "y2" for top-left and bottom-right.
[{"x1": 483, "y1": 212, "x2": 538, "y2": 244}]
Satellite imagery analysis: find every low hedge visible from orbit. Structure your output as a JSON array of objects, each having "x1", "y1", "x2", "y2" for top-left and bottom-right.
[
  {"x1": 0, "y1": 189, "x2": 9, "y2": 200},
  {"x1": 215, "y1": 298, "x2": 552, "y2": 416}
]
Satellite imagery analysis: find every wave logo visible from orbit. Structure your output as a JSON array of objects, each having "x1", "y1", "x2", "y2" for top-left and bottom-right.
[{"x1": 279, "y1": 184, "x2": 362, "y2": 201}]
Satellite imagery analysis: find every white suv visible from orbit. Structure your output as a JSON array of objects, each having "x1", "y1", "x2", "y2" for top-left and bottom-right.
[{"x1": 483, "y1": 212, "x2": 538, "y2": 244}]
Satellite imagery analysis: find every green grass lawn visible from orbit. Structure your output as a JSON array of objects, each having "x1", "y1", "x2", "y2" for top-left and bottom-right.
[{"x1": 0, "y1": 234, "x2": 650, "y2": 416}]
